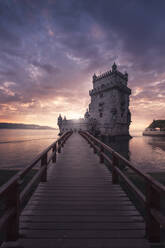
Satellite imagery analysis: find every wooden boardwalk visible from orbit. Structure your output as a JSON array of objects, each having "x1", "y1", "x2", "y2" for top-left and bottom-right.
[{"x1": 19, "y1": 133, "x2": 150, "y2": 248}]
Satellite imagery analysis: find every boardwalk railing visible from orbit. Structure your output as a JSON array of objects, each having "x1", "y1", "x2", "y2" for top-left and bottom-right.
[
  {"x1": 0, "y1": 131, "x2": 72, "y2": 243},
  {"x1": 79, "y1": 131, "x2": 165, "y2": 243}
]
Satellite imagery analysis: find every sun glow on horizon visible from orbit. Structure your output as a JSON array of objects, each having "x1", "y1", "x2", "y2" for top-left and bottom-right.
[{"x1": 63, "y1": 112, "x2": 83, "y2": 120}]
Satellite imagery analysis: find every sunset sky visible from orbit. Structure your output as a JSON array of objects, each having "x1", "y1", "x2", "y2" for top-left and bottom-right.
[{"x1": 0, "y1": 0, "x2": 165, "y2": 131}]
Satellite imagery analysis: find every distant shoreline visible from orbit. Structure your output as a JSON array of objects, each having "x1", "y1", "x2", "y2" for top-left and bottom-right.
[
  {"x1": 0, "y1": 128, "x2": 57, "y2": 130},
  {"x1": 0, "y1": 122, "x2": 57, "y2": 130}
]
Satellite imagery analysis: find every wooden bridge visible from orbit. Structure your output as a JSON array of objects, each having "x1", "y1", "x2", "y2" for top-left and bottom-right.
[{"x1": 0, "y1": 131, "x2": 165, "y2": 247}]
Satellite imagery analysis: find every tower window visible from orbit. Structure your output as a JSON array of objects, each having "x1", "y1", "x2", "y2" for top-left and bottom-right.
[
  {"x1": 100, "y1": 113, "x2": 103, "y2": 118},
  {"x1": 99, "y1": 102, "x2": 104, "y2": 107}
]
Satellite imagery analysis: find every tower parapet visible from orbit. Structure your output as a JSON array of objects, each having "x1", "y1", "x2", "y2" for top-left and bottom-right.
[{"x1": 92, "y1": 63, "x2": 128, "y2": 90}]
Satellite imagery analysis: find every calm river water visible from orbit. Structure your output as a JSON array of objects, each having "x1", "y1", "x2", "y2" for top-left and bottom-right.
[{"x1": 0, "y1": 129, "x2": 165, "y2": 172}]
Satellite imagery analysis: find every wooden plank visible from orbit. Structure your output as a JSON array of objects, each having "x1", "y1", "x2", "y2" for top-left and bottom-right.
[
  {"x1": 20, "y1": 215, "x2": 144, "y2": 222},
  {"x1": 35, "y1": 186, "x2": 123, "y2": 190},
  {"x1": 37, "y1": 180, "x2": 117, "y2": 184},
  {"x1": 23, "y1": 206, "x2": 137, "y2": 212},
  {"x1": 33, "y1": 190, "x2": 127, "y2": 195},
  {"x1": 38, "y1": 179, "x2": 113, "y2": 183},
  {"x1": 19, "y1": 238, "x2": 150, "y2": 248},
  {"x1": 20, "y1": 229, "x2": 145, "y2": 238},
  {"x1": 30, "y1": 195, "x2": 129, "y2": 200},
  {"x1": 40, "y1": 176, "x2": 112, "y2": 178},
  {"x1": 23, "y1": 199, "x2": 132, "y2": 205},
  {"x1": 32, "y1": 193, "x2": 127, "y2": 198},
  {"x1": 23, "y1": 202, "x2": 135, "y2": 208},
  {"x1": 21, "y1": 209, "x2": 142, "y2": 216},
  {"x1": 33, "y1": 191, "x2": 126, "y2": 195},
  {"x1": 20, "y1": 222, "x2": 145, "y2": 230}
]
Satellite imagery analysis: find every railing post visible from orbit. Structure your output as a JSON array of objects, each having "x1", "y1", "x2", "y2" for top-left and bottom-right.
[
  {"x1": 52, "y1": 143, "x2": 57, "y2": 163},
  {"x1": 86, "y1": 134, "x2": 90, "y2": 144},
  {"x1": 64, "y1": 132, "x2": 69, "y2": 144},
  {"x1": 58, "y1": 140, "x2": 61, "y2": 153},
  {"x1": 41, "y1": 153, "x2": 47, "y2": 182},
  {"x1": 6, "y1": 181, "x2": 20, "y2": 241},
  {"x1": 93, "y1": 141, "x2": 97, "y2": 154},
  {"x1": 100, "y1": 146, "x2": 104, "y2": 163},
  {"x1": 61, "y1": 136, "x2": 64, "y2": 147},
  {"x1": 112, "y1": 155, "x2": 119, "y2": 184},
  {"x1": 146, "y1": 182, "x2": 160, "y2": 242},
  {"x1": 62, "y1": 134, "x2": 67, "y2": 146},
  {"x1": 85, "y1": 134, "x2": 88, "y2": 143},
  {"x1": 89, "y1": 138, "x2": 93, "y2": 148}
]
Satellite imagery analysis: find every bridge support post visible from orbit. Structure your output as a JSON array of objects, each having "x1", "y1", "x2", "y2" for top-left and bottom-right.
[
  {"x1": 52, "y1": 144, "x2": 56, "y2": 163},
  {"x1": 100, "y1": 146, "x2": 104, "y2": 163},
  {"x1": 6, "y1": 181, "x2": 20, "y2": 241},
  {"x1": 89, "y1": 138, "x2": 93, "y2": 148},
  {"x1": 58, "y1": 140, "x2": 61, "y2": 153},
  {"x1": 61, "y1": 135, "x2": 65, "y2": 147},
  {"x1": 146, "y1": 182, "x2": 160, "y2": 242},
  {"x1": 93, "y1": 141, "x2": 97, "y2": 154},
  {"x1": 41, "y1": 153, "x2": 47, "y2": 182},
  {"x1": 112, "y1": 155, "x2": 119, "y2": 184}
]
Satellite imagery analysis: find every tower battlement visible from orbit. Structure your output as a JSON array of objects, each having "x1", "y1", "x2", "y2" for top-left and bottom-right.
[
  {"x1": 89, "y1": 80, "x2": 131, "y2": 96},
  {"x1": 93, "y1": 63, "x2": 128, "y2": 84}
]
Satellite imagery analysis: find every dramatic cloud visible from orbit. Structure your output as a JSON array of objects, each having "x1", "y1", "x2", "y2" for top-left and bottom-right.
[{"x1": 0, "y1": 0, "x2": 165, "y2": 130}]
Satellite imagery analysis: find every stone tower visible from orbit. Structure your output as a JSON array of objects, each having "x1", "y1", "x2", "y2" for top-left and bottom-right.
[{"x1": 88, "y1": 63, "x2": 131, "y2": 137}]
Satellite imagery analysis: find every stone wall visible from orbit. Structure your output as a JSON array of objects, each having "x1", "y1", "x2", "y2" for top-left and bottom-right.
[{"x1": 58, "y1": 118, "x2": 88, "y2": 133}]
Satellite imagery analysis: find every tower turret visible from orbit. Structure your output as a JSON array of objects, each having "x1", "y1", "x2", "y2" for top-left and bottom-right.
[
  {"x1": 112, "y1": 62, "x2": 117, "y2": 72},
  {"x1": 93, "y1": 73, "x2": 97, "y2": 82},
  {"x1": 84, "y1": 109, "x2": 90, "y2": 119},
  {"x1": 57, "y1": 114, "x2": 63, "y2": 127},
  {"x1": 124, "y1": 71, "x2": 128, "y2": 83}
]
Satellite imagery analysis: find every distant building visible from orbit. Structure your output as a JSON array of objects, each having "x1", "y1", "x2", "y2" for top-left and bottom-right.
[
  {"x1": 58, "y1": 115, "x2": 88, "y2": 133},
  {"x1": 58, "y1": 63, "x2": 131, "y2": 137}
]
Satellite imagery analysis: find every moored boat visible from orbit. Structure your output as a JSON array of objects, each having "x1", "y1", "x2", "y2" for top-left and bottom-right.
[
  {"x1": 143, "y1": 120, "x2": 165, "y2": 136},
  {"x1": 143, "y1": 129, "x2": 165, "y2": 136}
]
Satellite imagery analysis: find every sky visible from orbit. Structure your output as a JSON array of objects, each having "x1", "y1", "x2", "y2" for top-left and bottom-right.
[{"x1": 0, "y1": 0, "x2": 165, "y2": 131}]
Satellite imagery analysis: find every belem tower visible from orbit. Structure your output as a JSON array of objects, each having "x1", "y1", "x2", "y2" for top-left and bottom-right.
[{"x1": 58, "y1": 63, "x2": 131, "y2": 138}]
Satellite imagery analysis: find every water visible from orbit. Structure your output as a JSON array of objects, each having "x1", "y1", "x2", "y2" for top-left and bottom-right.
[
  {"x1": 0, "y1": 129, "x2": 59, "y2": 169},
  {"x1": 0, "y1": 129, "x2": 165, "y2": 172},
  {"x1": 106, "y1": 131, "x2": 165, "y2": 172},
  {"x1": 129, "y1": 134, "x2": 165, "y2": 172}
]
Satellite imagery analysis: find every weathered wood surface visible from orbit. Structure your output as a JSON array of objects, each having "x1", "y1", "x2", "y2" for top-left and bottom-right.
[{"x1": 19, "y1": 133, "x2": 150, "y2": 248}]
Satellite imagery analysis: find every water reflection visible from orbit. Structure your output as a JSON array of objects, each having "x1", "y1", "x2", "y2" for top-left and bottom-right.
[
  {"x1": 147, "y1": 136, "x2": 165, "y2": 152},
  {"x1": 0, "y1": 129, "x2": 58, "y2": 169},
  {"x1": 101, "y1": 136, "x2": 130, "y2": 161},
  {"x1": 102, "y1": 135, "x2": 165, "y2": 172},
  {"x1": 0, "y1": 129, "x2": 165, "y2": 172}
]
